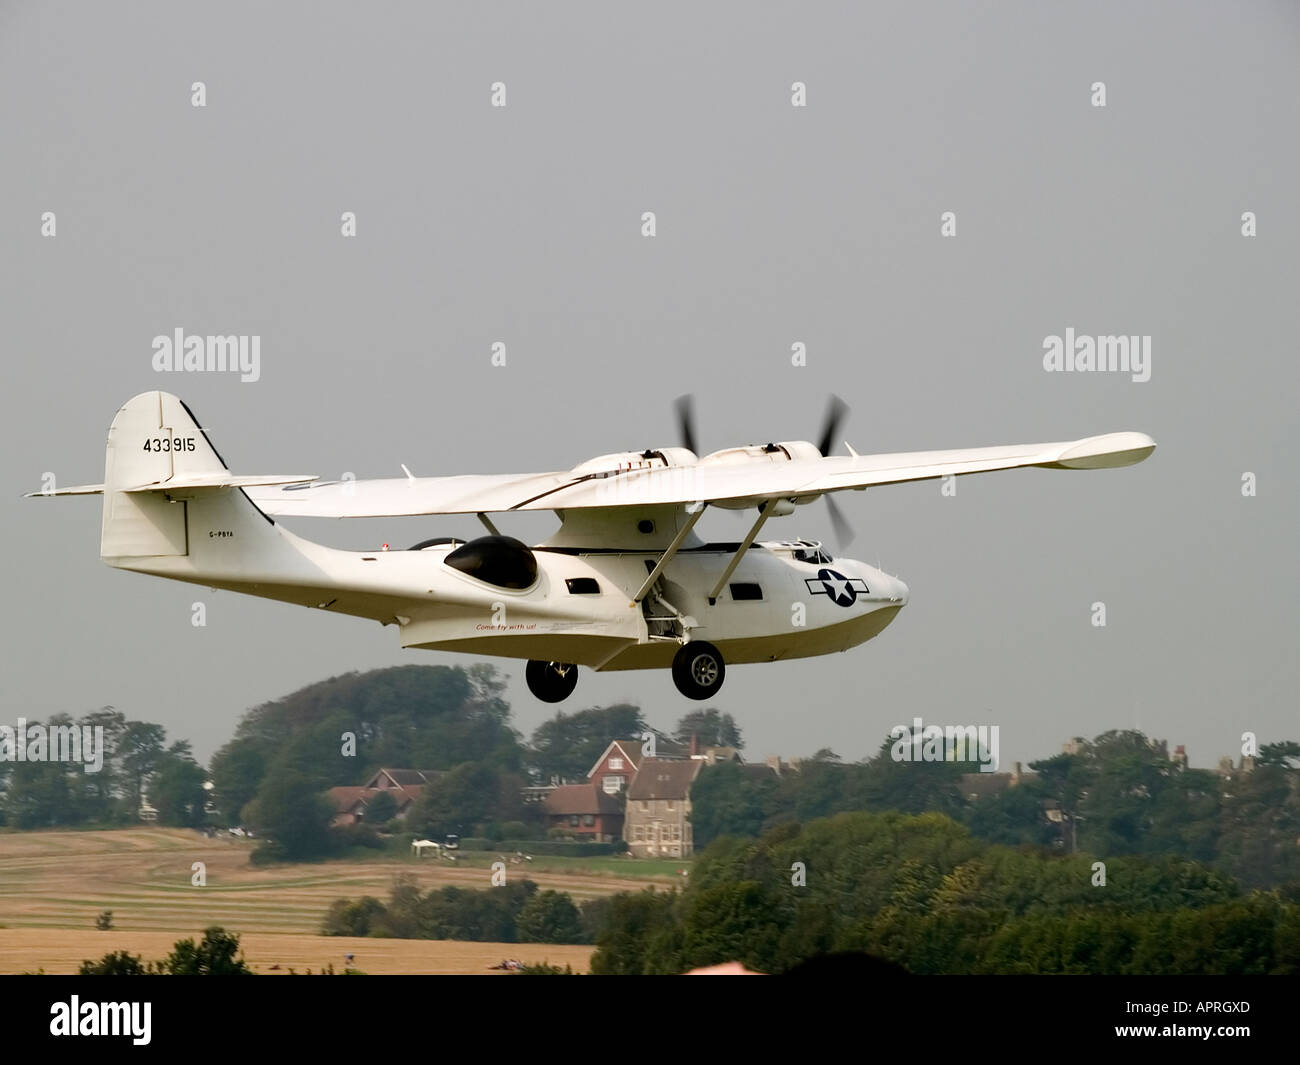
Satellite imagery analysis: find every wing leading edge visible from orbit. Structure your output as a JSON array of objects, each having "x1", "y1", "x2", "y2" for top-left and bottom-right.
[{"x1": 244, "y1": 431, "x2": 1155, "y2": 518}]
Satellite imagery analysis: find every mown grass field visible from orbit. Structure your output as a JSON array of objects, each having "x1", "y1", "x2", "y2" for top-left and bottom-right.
[
  {"x1": 0, "y1": 928, "x2": 593, "y2": 975},
  {"x1": 0, "y1": 827, "x2": 682, "y2": 974}
]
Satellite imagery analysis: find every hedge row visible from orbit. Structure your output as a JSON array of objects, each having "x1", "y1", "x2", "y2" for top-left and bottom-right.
[{"x1": 455, "y1": 838, "x2": 626, "y2": 857}]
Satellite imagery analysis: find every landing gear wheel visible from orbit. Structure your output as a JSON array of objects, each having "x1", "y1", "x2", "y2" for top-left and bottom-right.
[
  {"x1": 525, "y1": 660, "x2": 579, "y2": 703},
  {"x1": 671, "y1": 641, "x2": 726, "y2": 700}
]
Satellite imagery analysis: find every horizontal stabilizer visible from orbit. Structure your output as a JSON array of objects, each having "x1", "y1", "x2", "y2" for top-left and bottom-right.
[
  {"x1": 25, "y1": 483, "x2": 105, "y2": 498},
  {"x1": 27, "y1": 475, "x2": 316, "y2": 498},
  {"x1": 123, "y1": 473, "x2": 318, "y2": 494}
]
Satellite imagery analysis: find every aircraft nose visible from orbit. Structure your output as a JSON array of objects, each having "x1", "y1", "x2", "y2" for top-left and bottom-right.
[{"x1": 892, "y1": 575, "x2": 909, "y2": 605}]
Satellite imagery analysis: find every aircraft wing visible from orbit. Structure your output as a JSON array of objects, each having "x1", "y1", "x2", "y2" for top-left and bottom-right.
[{"x1": 245, "y1": 431, "x2": 1155, "y2": 517}]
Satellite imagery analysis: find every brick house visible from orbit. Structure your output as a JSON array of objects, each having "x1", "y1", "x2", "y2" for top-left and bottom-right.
[
  {"x1": 543, "y1": 784, "x2": 625, "y2": 842},
  {"x1": 587, "y1": 739, "x2": 646, "y2": 796},
  {"x1": 624, "y1": 758, "x2": 704, "y2": 858},
  {"x1": 326, "y1": 767, "x2": 442, "y2": 827}
]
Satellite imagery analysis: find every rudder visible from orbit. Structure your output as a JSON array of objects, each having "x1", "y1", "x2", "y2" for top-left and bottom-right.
[{"x1": 100, "y1": 391, "x2": 231, "y2": 560}]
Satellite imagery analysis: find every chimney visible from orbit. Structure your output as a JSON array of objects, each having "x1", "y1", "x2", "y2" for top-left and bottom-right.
[{"x1": 690, "y1": 732, "x2": 698, "y2": 757}]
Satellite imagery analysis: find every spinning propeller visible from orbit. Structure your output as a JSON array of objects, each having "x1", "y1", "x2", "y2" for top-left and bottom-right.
[{"x1": 673, "y1": 393, "x2": 857, "y2": 548}]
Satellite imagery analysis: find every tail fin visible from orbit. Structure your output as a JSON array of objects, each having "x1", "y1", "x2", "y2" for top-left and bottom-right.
[
  {"x1": 100, "y1": 391, "x2": 313, "y2": 562},
  {"x1": 101, "y1": 392, "x2": 214, "y2": 558}
]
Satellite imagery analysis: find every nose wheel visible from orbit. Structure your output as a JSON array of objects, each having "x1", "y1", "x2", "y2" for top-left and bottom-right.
[
  {"x1": 525, "y1": 660, "x2": 579, "y2": 703},
  {"x1": 671, "y1": 641, "x2": 726, "y2": 700}
]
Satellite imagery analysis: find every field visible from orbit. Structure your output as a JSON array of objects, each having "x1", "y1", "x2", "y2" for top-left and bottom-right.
[
  {"x1": 0, "y1": 929, "x2": 592, "y2": 975},
  {"x1": 0, "y1": 827, "x2": 682, "y2": 974}
]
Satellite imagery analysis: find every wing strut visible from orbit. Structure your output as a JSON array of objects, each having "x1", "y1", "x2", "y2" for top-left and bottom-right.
[
  {"x1": 477, "y1": 512, "x2": 500, "y2": 536},
  {"x1": 632, "y1": 503, "x2": 706, "y2": 603},
  {"x1": 707, "y1": 503, "x2": 775, "y2": 603}
]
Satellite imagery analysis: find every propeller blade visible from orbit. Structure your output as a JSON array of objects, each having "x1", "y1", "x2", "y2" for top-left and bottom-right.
[
  {"x1": 816, "y1": 395, "x2": 850, "y2": 457},
  {"x1": 675, "y1": 394, "x2": 698, "y2": 455},
  {"x1": 826, "y1": 494, "x2": 855, "y2": 549}
]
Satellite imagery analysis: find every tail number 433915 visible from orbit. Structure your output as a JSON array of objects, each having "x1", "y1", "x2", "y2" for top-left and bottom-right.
[{"x1": 143, "y1": 437, "x2": 196, "y2": 452}]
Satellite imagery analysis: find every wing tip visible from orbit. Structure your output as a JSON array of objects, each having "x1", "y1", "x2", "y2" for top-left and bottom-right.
[{"x1": 1053, "y1": 432, "x2": 1156, "y2": 470}]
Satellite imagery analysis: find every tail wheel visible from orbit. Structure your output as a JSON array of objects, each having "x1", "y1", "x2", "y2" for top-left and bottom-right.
[
  {"x1": 525, "y1": 660, "x2": 578, "y2": 703},
  {"x1": 671, "y1": 641, "x2": 726, "y2": 700}
]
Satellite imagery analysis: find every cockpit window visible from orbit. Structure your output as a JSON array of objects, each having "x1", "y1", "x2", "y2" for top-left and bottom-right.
[
  {"x1": 444, "y1": 536, "x2": 539, "y2": 589},
  {"x1": 793, "y1": 546, "x2": 834, "y2": 565}
]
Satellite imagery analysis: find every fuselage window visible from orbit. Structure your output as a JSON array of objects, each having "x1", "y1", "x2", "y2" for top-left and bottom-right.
[
  {"x1": 444, "y1": 535, "x2": 539, "y2": 589},
  {"x1": 565, "y1": 577, "x2": 600, "y2": 594},
  {"x1": 730, "y1": 582, "x2": 763, "y2": 601}
]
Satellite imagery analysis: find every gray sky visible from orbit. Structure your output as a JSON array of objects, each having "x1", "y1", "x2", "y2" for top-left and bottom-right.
[{"x1": 3, "y1": 1, "x2": 1297, "y2": 769}]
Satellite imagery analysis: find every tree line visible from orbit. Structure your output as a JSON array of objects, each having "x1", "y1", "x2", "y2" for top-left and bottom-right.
[
  {"x1": 321, "y1": 873, "x2": 606, "y2": 945},
  {"x1": 690, "y1": 731, "x2": 1300, "y2": 889},
  {"x1": 589, "y1": 811, "x2": 1300, "y2": 975},
  {"x1": 0, "y1": 709, "x2": 206, "y2": 829}
]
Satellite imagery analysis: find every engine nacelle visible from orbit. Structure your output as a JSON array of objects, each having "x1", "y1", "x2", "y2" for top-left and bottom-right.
[
  {"x1": 571, "y1": 447, "x2": 697, "y2": 474},
  {"x1": 775, "y1": 440, "x2": 824, "y2": 462},
  {"x1": 697, "y1": 440, "x2": 822, "y2": 466}
]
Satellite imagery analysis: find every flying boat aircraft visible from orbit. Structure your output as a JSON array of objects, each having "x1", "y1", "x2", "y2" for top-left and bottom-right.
[{"x1": 29, "y1": 392, "x2": 1155, "y2": 702}]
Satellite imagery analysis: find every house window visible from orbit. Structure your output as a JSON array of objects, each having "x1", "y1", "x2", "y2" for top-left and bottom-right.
[
  {"x1": 568, "y1": 815, "x2": 579, "y2": 827},
  {"x1": 582, "y1": 814, "x2": 595, "y2": 827},
  {"x1": 666, "y1": 800, "x2": 674, "y2": 810},
  {"x1": 609, "y1": 757, "x2": 624, "y2": 770},
  {"x1": 633, "y1": 825, "x2": 645, "y2": 841},
  {"x1": 603, "y1": 775, "x2": 625, "y2": 794},
  {"x1": 640, "y1": 801, "x2": 648, "y2": 811}
]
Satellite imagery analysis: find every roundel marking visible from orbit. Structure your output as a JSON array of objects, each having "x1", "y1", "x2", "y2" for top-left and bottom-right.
[{"x1": 817, "y1": 567, "x2": 857, "y2": 607}]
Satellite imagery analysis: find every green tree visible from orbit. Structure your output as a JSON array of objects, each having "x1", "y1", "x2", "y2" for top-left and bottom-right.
[
  {"x1": 80, "y1": 707, "x2": 128, "y2": 817},
  {"x1": 673, "y1": 709, "x2": 743, "y2": 750},
  {"x1": 411, "y1": 761, "x2": 525, "y2": 837},
  {"x1": 120, "y1": 721, "x2": 167, "y2": 817},
  {"x1": 208, "y1": 736, "x2": 267, "y2": 824},
  {"x1": 517, "y1": 890, "x2": 583, "y2": 943},
  {"x1": 528, "y1": 704, "x2": 645, "y2": 782},
  {"x1": 149, "y1": 742, "x2": 208, "y2": 827},
  {"x1": 1218, "y1": 759, "x2": 1300, "y2": 888},
  {"x1": 321, "y1": 896, "x2": 386, "y2": 936},
  {"x1": 689, "y1": 761, "x2": 778, "y2": 847},
  {"x1": 79, "y1": 950, "x2": 153, "y2": 975},
  {"x1": 162, "y1": 926, "x2": 252, "y2": 975},
  {"x1": 243, "y1": 770, "x2": 335, "y2": 859},
  {"x1": 209, "y1": 665, "x2": 526, "y2": 813},
  {"x1": 365, "y1": 790, "x2": 398, "y2": 824},
  {"x1": 589, "y1": 889, "x2": 680, "y2": 975}
]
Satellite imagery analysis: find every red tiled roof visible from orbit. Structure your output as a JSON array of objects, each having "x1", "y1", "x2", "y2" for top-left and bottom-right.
[
  {"x1": 326, "y1": 786, "x2": 372, "y2": 811},
  {"x1": 544, "y1": 784, "x2": 624, "y2": 816}
]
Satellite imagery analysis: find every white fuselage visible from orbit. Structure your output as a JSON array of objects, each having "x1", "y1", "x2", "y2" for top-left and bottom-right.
[
  {"x1": 400, "y1": 538, "x2": 908, "y2": 669},
  {"x1": 109, "y1": 483, "x2": 906, "y2": 671}
]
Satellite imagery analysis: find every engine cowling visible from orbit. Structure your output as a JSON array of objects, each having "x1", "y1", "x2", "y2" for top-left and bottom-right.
[
  {"x1": 696, "y1": 440, "x2": 822, "y2": 466},
  {"x1": 570, "y1": 447, "x2": 697, "y2": 474}
]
